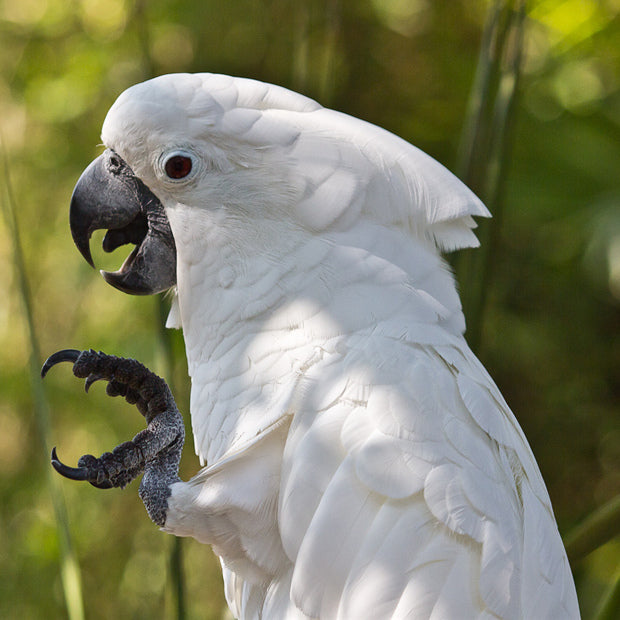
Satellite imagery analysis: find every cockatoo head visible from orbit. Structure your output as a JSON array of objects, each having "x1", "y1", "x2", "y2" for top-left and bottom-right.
[
  {"x1": 70, "y1": 73, "x2": 319, "y2": 294},
  {"x1": 70, "y1": 73, "x2": 488, "y2": 297}
]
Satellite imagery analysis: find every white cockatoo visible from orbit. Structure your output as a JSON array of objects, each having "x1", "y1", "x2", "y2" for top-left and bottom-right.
[{"x1": 44, "y1": 73, "x2": 580, "y2": 619}]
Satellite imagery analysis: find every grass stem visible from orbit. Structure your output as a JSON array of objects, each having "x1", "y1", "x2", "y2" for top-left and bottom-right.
[
  {"x1": 455, "y1": 0, "x2": 526, "y2": 353},
  {"x1": 565, "y1": 494, "x2": 620, "y2": 565},
  {"x1": 1, "y1": 139, "x2": 85, "y2": 620},
  {"x1": 156, "y1": 296, "x2": 187, "y2": 620}
]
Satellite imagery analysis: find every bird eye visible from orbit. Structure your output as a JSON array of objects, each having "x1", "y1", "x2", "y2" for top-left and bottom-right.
[{"x1": 164, "y1": 154, "x2": 193, "y2": 179}]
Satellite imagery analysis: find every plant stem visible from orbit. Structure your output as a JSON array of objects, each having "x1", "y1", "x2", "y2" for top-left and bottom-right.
[
  {"x1": 131, "y1": 3, "x2": 188, "y2": 614},
  {"x1": 565, "y1": 494, "x2": 620, "y2": 565},
  {"x1": 455, "y1": 0, "x2": 526, "y2": 353},
  {"x1": 1, "y1": 139, "x2": 85, "y2": 620},
  {"x1": 594, "y1": 562, "x2": 620, "y2": 620},
  {"x1": 156, "y1": 296, "x2": 186, "y2": 620}
]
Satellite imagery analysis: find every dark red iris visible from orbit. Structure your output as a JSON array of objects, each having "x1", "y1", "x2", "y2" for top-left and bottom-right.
[{"x1": 165, "y1": 155, "x2": 192, "y2": 179}]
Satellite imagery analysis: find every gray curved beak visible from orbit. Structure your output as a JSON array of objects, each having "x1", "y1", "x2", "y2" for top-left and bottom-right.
[{"x1": 70, "y1": 149, "x2": 176, "y2": 295}]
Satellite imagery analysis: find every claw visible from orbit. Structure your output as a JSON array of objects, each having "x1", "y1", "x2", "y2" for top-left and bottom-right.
[
  {"x1": 41, "y1": 349, "x2": 82, "y2": 378},
  {"x1": 50, "y1": 447, "x2": 113, "y2": 489},
  {"x1": 51, "y1": 446, "x2": 89, "y2": 480},
  {"x1": 84, "y1": 373, "x2": 104, "y2": 393},
  {"x1": 44, "y1": 348, "x2": 182, "y2": 505}
]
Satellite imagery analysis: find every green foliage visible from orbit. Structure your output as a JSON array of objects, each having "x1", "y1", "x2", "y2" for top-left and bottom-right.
[{"x1": 0, "y1": 1, "x2": 618, "y2": 618}]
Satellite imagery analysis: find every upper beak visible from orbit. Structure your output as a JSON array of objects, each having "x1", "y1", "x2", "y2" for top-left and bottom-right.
[{"x1": 70, "y1": 149, "x2": 176, "y2": 295}]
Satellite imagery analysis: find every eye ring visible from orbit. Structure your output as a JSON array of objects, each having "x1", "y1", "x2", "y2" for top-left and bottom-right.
[{"x1": 164, "y1": 153, "x2": 193, "y2": 179}]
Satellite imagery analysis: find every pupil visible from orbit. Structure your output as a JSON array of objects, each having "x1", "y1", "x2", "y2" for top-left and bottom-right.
[{"x1": 166, "y1": 155, "x2": 192, "y2": 179}]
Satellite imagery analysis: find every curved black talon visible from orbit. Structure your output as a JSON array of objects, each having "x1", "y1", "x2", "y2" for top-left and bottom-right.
[
  {"x1": 84, "y1": 373, "x2": 104, "y2": 393},
  {"x1": 41, "y1": 349, "x2": 82, "y2": 378},
  {"x1": 51, "y1": 446, "x2": 89, "y2": 480},
  {"x1": 51, "y1": 447, "x2": 113, "y2": 489}
]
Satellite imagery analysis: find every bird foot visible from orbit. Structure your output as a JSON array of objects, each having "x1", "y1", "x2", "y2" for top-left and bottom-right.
[{"x1": 42, "y1": 349, "x2": 185, "y2": 525}]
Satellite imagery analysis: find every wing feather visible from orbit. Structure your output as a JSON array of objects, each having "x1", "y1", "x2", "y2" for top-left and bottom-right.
[{"x1": 278, "y1": 335, "x2": 578, "y2": 619}]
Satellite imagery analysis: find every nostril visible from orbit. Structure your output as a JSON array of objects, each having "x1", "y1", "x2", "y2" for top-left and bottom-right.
[{"x1": 108, "y1": 152, "x2": 123, "y2": 174}]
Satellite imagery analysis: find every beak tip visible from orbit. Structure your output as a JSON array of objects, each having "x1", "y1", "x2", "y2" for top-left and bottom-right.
[
  {"x1": 81, "y1": 249, "x2": 95, "y2": 269},
  {"x1": 101, "y1": 269, "x2": 129, "y2": 293},
  {"x1": 70, "y1": 223, "x2": 95, "y2": 268}
]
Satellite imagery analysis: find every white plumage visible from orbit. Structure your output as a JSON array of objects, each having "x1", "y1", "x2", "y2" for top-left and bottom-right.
[{"x1": 100, "y1": 73, "x2": 579, "y2": 618}]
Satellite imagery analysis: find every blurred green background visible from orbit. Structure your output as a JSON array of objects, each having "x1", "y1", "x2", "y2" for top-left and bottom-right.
[{"x1": 0, "y1": 1, "x2": 618, "y2": 618}]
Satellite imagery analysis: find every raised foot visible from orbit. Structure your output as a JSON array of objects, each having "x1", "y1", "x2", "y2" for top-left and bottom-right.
[{"x1": 43, "y1": 348, "x2": 185, "y2": 526}]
